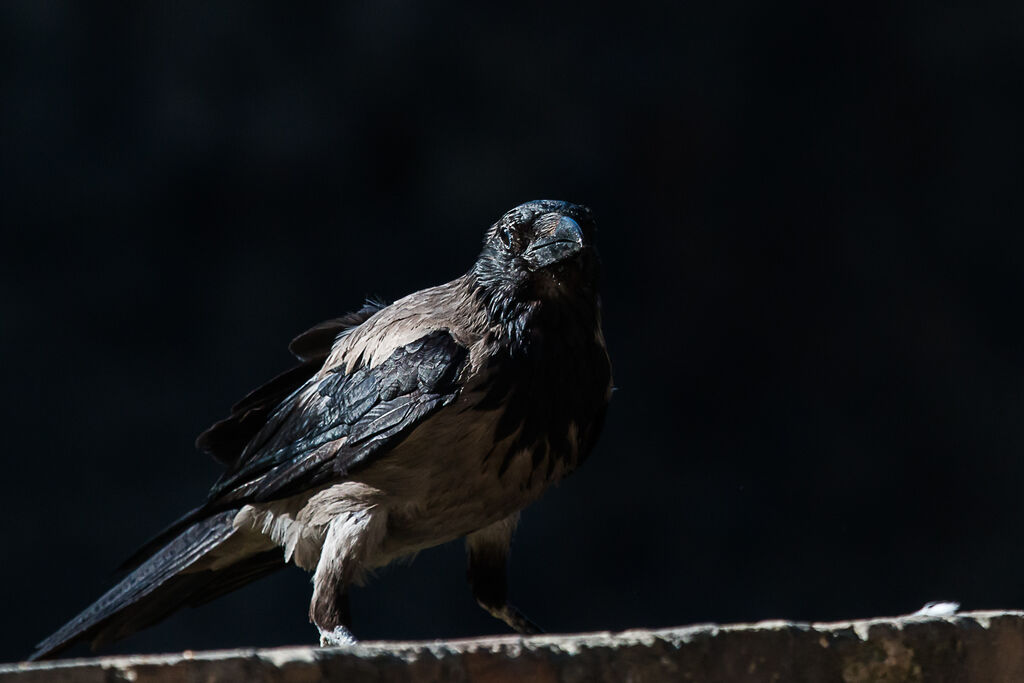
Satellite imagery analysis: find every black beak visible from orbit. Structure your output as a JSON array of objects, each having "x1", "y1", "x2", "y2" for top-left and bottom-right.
[{"x1": 523, "y1": 215, "x2": 584, "y2": 269}]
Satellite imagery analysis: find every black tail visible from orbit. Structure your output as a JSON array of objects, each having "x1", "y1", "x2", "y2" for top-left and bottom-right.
[{"x1": 30, "y1": 510, "x2": 285, "y2": 660}]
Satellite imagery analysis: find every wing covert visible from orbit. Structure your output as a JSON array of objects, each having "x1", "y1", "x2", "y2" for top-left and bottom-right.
[
  {"x1": 196, "y1": 298, "x2": 386, "y2": 466},
  {"x1": 208, "y1": 329, "x2": 468, "y2": 505}
]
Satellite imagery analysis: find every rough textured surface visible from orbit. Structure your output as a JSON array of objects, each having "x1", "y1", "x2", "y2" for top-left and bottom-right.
[{"x1": 5, "y1": 611, "x2": 1024, "y2": 682}]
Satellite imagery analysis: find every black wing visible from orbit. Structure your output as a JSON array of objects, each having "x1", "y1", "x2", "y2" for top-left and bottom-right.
[
  {"x1": 126, "y1": 329, "x2": 467, "y2": 571},
  {"x1": 196, "y1": 299, "x2": 386, "y2": 466},
  {"x1": 124, "y1": 326, "x2": 464, "y2": 574},
  {"x1": 210, "y1": 329, "x2": 468, "y2": 504}
]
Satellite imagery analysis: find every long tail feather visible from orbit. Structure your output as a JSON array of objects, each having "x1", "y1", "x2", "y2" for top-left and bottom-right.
[{"x1": 30, "y1": 510, "x2": 284, "y2": 660}]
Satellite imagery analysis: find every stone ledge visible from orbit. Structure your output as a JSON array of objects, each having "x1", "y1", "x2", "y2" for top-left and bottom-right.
[{"x1": 4, "y1": 611, "x2": 1024, "y2": 682}]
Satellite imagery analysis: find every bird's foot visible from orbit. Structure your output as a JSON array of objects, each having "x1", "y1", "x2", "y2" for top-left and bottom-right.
[
  {"x1": 319, "y1": 625, "x2": 359, "y2": 647},
  {"x1": 486, "y1": 603, "x2": 544, "y2": 635}
]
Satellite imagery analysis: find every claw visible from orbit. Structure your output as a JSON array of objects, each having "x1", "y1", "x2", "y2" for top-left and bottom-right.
[
  {"x1": 319, "y1": 625, "x2": 358, "y2": 647},
  {"x1": 484, "y1": 603, "x2": 544, "y2": 635}
]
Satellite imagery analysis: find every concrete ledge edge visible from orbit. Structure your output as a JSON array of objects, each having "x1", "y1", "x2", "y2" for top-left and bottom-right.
[{"x1": 5, "y1": 610, "x2": 1024, "y2": 682}]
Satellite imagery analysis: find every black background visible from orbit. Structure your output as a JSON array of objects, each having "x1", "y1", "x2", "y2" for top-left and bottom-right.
[{"x1": 3, "y1": 0, "x2": 1024, "y2": 663}]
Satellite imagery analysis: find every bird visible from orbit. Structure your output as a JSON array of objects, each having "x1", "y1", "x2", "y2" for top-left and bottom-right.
[{"x1": 31, "y1": 199, "x2": 613, "y2": 660}]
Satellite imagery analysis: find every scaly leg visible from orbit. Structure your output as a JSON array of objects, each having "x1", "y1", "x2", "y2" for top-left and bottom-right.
[{"x1": 465, "y1": 513, "x2": 542, "y2": 635}]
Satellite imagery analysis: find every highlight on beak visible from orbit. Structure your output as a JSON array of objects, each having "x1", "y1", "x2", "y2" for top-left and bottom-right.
[{"x1": 523, "y1": 215, "x2": 584, "y2": 269}]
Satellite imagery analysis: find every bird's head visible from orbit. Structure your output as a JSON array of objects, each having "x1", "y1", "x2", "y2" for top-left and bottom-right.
[{"x1": 472, "y1": 200, "x2": 599, "y2": 318}]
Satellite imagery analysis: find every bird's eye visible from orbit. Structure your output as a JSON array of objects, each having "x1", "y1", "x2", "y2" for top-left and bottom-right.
[{"x1": 499, "y1": 227, "x2": 515, "y2": 251}]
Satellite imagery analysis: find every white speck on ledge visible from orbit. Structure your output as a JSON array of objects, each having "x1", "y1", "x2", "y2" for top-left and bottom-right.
[{"x1": 913, "y1": 601, "x2": 960, "y2": 617}]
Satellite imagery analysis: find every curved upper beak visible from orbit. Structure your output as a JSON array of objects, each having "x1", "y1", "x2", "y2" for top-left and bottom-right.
[{"x1": 523, "y1": 215, "x2": 584, "y2": 269}]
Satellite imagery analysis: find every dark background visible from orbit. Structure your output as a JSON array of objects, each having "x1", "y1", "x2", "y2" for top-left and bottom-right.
[{"x1": 3, "y1": 0, "x2": 1023, "y2": 663}]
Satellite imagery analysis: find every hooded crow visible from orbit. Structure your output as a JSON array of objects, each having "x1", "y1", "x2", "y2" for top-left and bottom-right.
[{"x1": 31, "y1": 199, "x2": 612, "y2": 659}]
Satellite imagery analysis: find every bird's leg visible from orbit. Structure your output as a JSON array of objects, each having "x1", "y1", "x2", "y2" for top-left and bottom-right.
[
  {"x1": 310, "y1": 509, "x2": 383, "y2": 646},
  {"x1": 465, "y1": 514, "x2": 543, "y2": 635}
]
